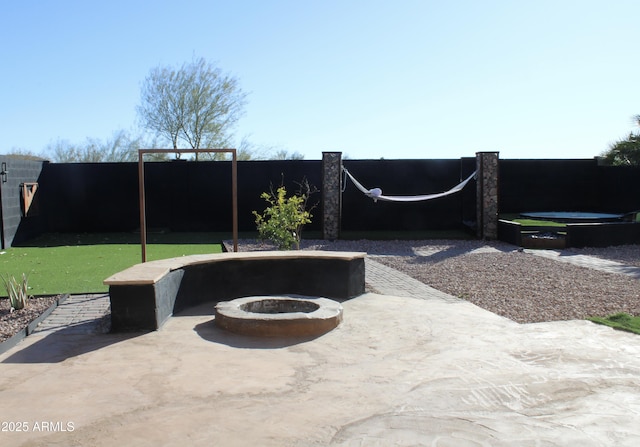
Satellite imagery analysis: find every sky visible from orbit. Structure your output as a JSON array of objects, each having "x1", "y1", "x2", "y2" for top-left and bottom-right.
[{"x1": 1, "y1": 0, "x2": 639, "y2": 160}]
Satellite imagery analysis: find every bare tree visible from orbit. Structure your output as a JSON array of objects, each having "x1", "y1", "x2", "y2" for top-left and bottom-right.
[
  {"x1": 137, "y1": 66, "x2": 186, "y2": 149},
  {"x1": 137, "y1": 58, "x2": 247, "y2": 154},
  {"x1": 47, "y1": 130, "x2": 156, "y2": 163},
  {"x1": 272, "y1": 149, "x2": 305, "y2": 160}
]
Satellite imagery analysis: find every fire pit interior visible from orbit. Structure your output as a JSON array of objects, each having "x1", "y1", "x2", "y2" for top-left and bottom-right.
[
  {"x1": 240, "y1": 298, "x2": 320, "y2": 314},
  {"x1": 215, "y1": 296, "x2": 343, "y2": 338}
]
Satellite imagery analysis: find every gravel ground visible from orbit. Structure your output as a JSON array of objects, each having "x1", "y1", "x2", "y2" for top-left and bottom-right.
[
  {"x1": 566, "y1": 245, "x2": 640, "y2": 268},
  {"x1": 229, "y1": 239, "x2": 640, "y2": 324},
  {"x1": 0, "y1": 296, "x2": 59, "y2": 343}
]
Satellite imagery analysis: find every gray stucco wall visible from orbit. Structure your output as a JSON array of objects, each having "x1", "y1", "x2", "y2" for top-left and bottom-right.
[{"x1": 0, "y1": 156, "x2": 47, "y2": 248}]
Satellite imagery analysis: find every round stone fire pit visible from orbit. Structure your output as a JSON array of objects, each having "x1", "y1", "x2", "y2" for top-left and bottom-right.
[{"x1": 214, "y1": 296, "x2": 343, "y2": 337}]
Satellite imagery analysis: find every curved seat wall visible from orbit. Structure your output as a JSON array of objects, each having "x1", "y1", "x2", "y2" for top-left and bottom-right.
[{"x1": 104, "y1": 251, "x2": 366, "y2": 332}]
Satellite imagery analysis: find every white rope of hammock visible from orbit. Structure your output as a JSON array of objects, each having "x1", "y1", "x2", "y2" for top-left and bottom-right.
[{"x1": 342, "y1": 167, "x2": 477, "y2": 203}]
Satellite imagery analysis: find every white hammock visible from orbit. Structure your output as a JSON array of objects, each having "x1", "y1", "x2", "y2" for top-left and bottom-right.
[{"x1": 342, "y1": 167, "x2": 477, "y2": 203}]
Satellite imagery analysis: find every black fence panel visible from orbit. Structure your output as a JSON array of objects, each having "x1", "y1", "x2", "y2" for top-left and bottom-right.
[
  {"x1": 596, "y1": 166, "x2": 640, "y2": 213},
  {"x1": 234, "y1": 160, "x2": 322, "y2": 232},
  {"x1": 499, "y1": 159, "x2": 640, "y2": 216},
  {"x1": 39, "y1": 160, "x2": 323, "y2": 234},
  {"x1": 144, "y1": 159, "x2": 323, "y2": 232},
  {"x1": 40, "y1": 163, "x2": 139, "y2": 233},
  {"x1": 14, "y1": 157, "x2": 640, "y2": 244},
  {"x1": 460, "y1": 157, "x2": 477, "y2": 227},
  {"x1": 499, "y1": 159, "x2": 600, "y2": 213},
  {"x1": 20, "y1": 158, "x2": 478, "y2": 238},
  {"x1": 341, "y1": 159, "x2": 475, "y2": 231}
]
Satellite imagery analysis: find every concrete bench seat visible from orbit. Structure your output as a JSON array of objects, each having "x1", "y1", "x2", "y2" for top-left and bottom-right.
[{"x1": 104, "y1": 251, "x2": 366, "y2": 332}]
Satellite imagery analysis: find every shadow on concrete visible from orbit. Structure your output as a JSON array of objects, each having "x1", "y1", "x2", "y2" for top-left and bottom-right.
[
  {"x1": 176, "y1": 301, "x2": 331, "y2": 349},
  {"x1": 406, "y1": 244, "x2": 478, "y2": 264},
  {"x1": 193, "y1": 319, "x2": 323, "y2": 349},
  {"x1": 2, "y1": 322, "x2": 145, "y2": 364},
  {"x1": 404, "y1": 241, "x2": 515, "y2": 265}
]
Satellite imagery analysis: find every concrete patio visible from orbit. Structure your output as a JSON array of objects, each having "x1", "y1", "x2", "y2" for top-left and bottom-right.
[{"x1": 1, "y1": 264, "x2": 640, "y2": 446}]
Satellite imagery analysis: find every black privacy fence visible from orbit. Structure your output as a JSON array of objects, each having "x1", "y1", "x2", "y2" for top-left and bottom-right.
[{"x1": 1, "y1": 155, "x2": 638, "y2": 247}]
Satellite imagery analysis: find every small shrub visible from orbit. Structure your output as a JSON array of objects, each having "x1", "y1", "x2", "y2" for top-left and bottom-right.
[
  {"x1": 253, "y1": 180, "x2": 315, "y2": 250},
  {"x1": 2, "y1": 273, "x2": 31, "y2": 311}
]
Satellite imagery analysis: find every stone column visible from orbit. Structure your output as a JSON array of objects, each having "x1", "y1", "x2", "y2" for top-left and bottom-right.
[
  {"x1": 476, "y1": 151, "x2": 499, "y2": 240},
  {"x1": 322, "y1": 152, "x2": 342, "y2": 240}
]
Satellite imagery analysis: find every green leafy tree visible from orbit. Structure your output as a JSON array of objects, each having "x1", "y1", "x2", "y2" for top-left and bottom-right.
[
  {"x1": 602, "y1": 134, "x2": 640, "y2": 166},
  {"x1": 601, "y1": 115, "x2": 640, "y2": 166},
  {"x1": 253, "y1": 181, "x2": 315, "y2": 250},
  {"x1": 137, "y1": 57, "x2": 247, "y2": 154}
]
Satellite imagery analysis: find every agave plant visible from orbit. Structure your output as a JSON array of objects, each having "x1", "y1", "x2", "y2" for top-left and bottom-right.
[{"x1": 2, "y1": 273, "x2": 30, "y2": 311}]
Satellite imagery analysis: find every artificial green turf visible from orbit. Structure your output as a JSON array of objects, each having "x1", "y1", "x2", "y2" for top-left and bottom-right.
[
  {"x1": 1, "y1": 234, "x2": 223, "y2": 296},
  {"x1": 588, "y1": 313, "x2": 640, "y2": 335},
  {"x1": 512, "y1": 218, "x2": 566, "y2": 227},
  {"x1": 500, "y1": 214, "x2": 566, "y2": 228}
]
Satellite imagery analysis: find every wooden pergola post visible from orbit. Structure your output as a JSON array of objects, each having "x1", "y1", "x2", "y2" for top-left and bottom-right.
[{"x1": 138, "y1": 148, "x2": 238, "y2": 263}]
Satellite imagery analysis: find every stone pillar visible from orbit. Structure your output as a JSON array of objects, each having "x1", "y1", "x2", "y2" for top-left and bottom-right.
[
  {"x1": 476, "y1": 151, "x2": 499, "y2": 240},
  {"x1": 322, "y1": 151, "x2": 342, "y2": 240}
]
